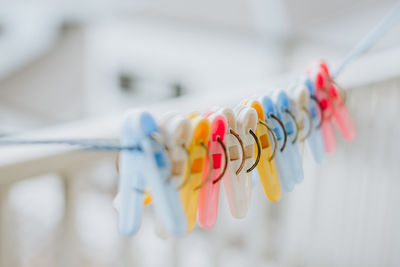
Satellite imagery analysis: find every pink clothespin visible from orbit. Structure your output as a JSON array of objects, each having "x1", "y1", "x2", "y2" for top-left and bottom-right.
[
  {"x1": 197, "y1": 111, "x2": 228, "y2": 229},
  {"x1": 307, "y1": 61, "x2": 356, "y2": 154},
  {"x1": 307, "y1": 62, "x2": 336, "y2": 154},
  {"x1": 319, "y1": 63, "x2": 356, "y2": 142},
  {"x1": 311, "y1": 61, "x2": 357, "y2": 153}
]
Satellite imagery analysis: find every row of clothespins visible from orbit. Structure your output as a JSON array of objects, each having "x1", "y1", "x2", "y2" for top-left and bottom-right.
[{"x1": 114, "y1": 61, "x2": 357, "y2": 237}]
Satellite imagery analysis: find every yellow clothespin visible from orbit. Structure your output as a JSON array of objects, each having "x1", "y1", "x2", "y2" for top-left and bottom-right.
[
  {"x1": 242, "y1": 100, "x2": 281, "y2": 202},
  {"x1": 180, "y1": 113, "x2": 211, "y2": 231}
]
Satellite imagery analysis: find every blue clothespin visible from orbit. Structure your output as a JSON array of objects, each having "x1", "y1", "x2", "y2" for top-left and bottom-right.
[
  {"x1": 273, "y1": 91, "x2": 304, "y2": 185},
  {"x1": 259, "y1": 95, "x2": 295, "y2": 193},
  {"x1": 118, "y1": 111, "x2": 187, "y2": 236},
  {"x1": 303, "y1": 77, "x2": 325, "y2": 163}
]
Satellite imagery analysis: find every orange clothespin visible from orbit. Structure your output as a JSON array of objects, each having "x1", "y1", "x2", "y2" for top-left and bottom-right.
[
  {"x1": 242, "y1": 100, "x2": 281, "y2": 202},
  {"x1": 180, "y1": 113, "x2": 211, "y2": 231}
]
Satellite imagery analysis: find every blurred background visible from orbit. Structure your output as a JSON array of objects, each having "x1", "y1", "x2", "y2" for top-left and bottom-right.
[{"x1": 0, "y1": 0, "x2": 400, "y2": 266}]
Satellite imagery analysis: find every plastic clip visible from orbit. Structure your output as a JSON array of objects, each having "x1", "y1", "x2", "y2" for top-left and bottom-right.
[
  {"x1": 180, "y1": 113, "x2": 211, "y2": 232},
  {"x1": 302, "y1": 77, "x2": 325, "y2": 163},
  {"x1": 273, "y1": 91, "x2": 304, "y2": 186},
  {"x1": 307, "y1": 61, "x2": 357, "y2": 153},
  {"x1": 197, "y1": 111, "x2": 228, "y2": 228},
  {"x1": 160, "y1": 112, "x2": 192, "y2": 188},
  {"x1": 318, "y1": 61, "x2": 357, "y2": 141},
  {"x1": 307, "y1": 61, "x2": 337, "y2": 153},
  {"x1": 118, "y1": 111, "x2": 187, "y2": 236},
  {"x1": 260, "y1": 95, "x2": 292, "y2": 192},
  {"x1": 242, "y1": 100, "x2": 281, "y2": 202},
  {"x1": 220, "y1": 106, "x2": 256, "y2": 218}
]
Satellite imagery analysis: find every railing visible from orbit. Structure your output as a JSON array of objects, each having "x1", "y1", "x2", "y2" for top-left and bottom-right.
[{"x1": 1, "y1": 49, "x2": 400, "y2": 267}]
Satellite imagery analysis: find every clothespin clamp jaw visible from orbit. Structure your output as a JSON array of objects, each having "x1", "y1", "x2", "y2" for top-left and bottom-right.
[
  {"x1": 242, "y1": 99, "x2": 281, "y2": 202},
  {"x1": 118, "y1": 111, "x2": 170, "y2": 236},
  {"x1": 180, "y1": 113, "x2": 211, "y2": 232},
  {"x1": 274, "y1": 91, "x2": 304, "y2": 185},
  {"x1": 198, "y1": 110, "x2": 228, "y2": 228}
]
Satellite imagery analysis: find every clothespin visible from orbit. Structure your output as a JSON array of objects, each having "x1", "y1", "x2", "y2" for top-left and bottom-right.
[
  {"x1": 118, "y1": 111, "x2": 187, "y2": 236},
  {"x1": 180, "y1": 113, "x2": 211, "y2": 232},
  {"x1": 317, "y1": 61, "x2": 356, "y2": 141},
  {"x1": 272, "y1": 91, "x2": 304, "y2": 185},
  {"x1": 301, "y1": 77, "x2": 325, "y2": 163},
  {"x1": 220, "y1": 105, "x2": 257, "y2": 218},
  {"x1": 150, "y1": 112, "x2": 193, "y2": 238},
  {"x1": 259, "y1": 95, "x2": 293, "y2": 192},
  {"x1": 285, "y1": 80, "x2": 310, "y2": 156},
  {"x1": 159, "y1": 112, "x2": 192, "y2": 187},
  {"x1": 197, "y1": 111, "x2": 228, "y2": 228},
  {"x1": 307, "y1": 62, "x2": 337, "y2": 153},
  {"x1": 140, "y1": 112, "x2": 193, "y2": 207},
  {"x1": 242, "y1": 100, "x2": 281, "y2": 202},
  {"x1": 308, "y1": 61, "x2": 357, "y2": 153}
]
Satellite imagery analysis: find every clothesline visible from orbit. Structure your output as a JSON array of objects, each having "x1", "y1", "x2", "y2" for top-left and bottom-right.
[{"x1": 333, "y1": 1, "x2": 400, "y2": 78}]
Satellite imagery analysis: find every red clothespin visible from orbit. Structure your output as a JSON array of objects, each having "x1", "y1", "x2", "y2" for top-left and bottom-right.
[{"x1": 307, "y1": 61, "x2": 356, "y2": 154}]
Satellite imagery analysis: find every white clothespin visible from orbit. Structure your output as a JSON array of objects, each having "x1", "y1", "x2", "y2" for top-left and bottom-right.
[
  {"x1": 221, "y1": 104, "x2": 258, "y2": 217},
  {"x1": 291, "y1": 76, "x2": 325, "y2": 163},
  {"x1": 214, "y1": 107, "x2": 254, "y2": 218}
]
